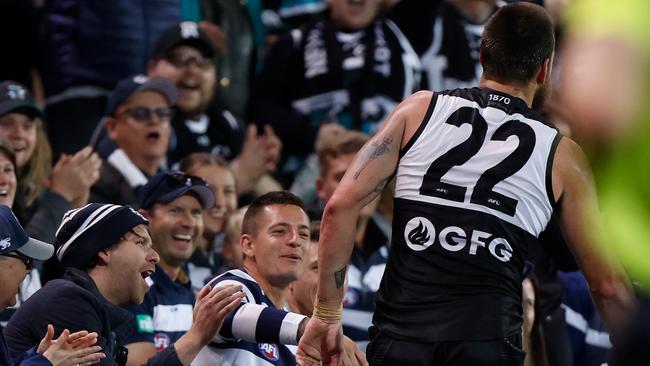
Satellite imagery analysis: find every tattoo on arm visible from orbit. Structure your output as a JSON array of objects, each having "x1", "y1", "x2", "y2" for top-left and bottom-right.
[
  {"x1": 358, "y1": 174, "x2": 392, "y2": 205},
  {"x1": 334, "y1": 267, "x2": 347, "y2": 290},
  {"x1": 353, "y1": 137, "x2": 394, "y2": 179}
]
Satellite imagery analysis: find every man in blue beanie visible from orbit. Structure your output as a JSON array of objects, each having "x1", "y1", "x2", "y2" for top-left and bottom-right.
[{"x1": 4, "y1": 203, "x2": 244, "y2": 366}]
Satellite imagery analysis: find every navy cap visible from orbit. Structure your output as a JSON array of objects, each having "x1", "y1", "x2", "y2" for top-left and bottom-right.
[
  {"x1": 104, "y1": 75, "x2": 179, "y2": 117},
  {"x1": 55, "y1": 203, "x2": 149, "y2": 269},
  {"x1": 138, "y1": 172, "x2": 215, "y2": 210},
  {"x1": 152, "y1": 21, "x2": 216, "y2": 60},
  {"x1": 0, "y1": 81, "x2": 44, "y2": 118},
  {"x1": 0, "y1": 205, "x2": 53, "y2": 260}
]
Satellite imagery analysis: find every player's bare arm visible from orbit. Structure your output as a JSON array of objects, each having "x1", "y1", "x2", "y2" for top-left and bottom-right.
[
  {"x1": 553, "y1": 136, "x2": 635, "y2": 342},
  {"x1": 318, "y1": 90, "x2": 432, "y2": 302},
  {"x1": 296, "y1": 91, "x2": 432, "y2": 366}
]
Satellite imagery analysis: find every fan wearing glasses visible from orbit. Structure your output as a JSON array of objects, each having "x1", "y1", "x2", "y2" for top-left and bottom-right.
[
  {"x1": 149, "y1": 22, "x2": 283, "y2": 196},
  {"x1": 90, "y1": 75, "x2": 179, "y2": 208}
]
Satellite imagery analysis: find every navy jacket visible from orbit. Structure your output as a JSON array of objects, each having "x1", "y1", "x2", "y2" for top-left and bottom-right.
[
  {"x1": 40, "y1": 0, "x2": 180, "y2": 96},
  {"x1": 3, "y1": 268, "x2": 182, "y2": 366},
  {"x1": 1, "y1": 327, "x2": 52, "y2": 366}
]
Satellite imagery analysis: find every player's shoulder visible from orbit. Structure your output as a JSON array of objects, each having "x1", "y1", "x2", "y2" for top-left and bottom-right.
[
  {"x1": 551, "y1": 135, "x2": 593, "y2": 198},
  {"x1": 396, "y1": 91, "x2": 436, "y2": 123},
  {"x1": 404, "y1": 90, "x2": 435, "y2": 105},
  {"x1": 554, "y1": 135, "x2": 591, "y2": 179},
  {"x1": 555, "y1": 136, "x2": 587, "y2": 163}
]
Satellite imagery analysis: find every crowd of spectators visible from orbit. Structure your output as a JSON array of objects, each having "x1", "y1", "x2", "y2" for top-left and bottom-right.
[{"x1": 0, "y1": 0, "x2": 646, "y2": 365}]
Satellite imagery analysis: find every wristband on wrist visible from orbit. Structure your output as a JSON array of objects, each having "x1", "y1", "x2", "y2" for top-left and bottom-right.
[{"x1": 312, "y1": 298, "x2": 343, "y2": 321}]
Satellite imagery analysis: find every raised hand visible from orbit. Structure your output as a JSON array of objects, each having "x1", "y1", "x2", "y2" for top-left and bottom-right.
[
  {"x1": 231, "y1": 124, "x2": 277, "y2": 193},
  {"x1": 38, "y1": 324, "x2": 106, "y2": 366},
  {"x1": 198, "y1": 21, "x2": 227, "y2": 55},
  {"x1": 173, "y1": 284, "x2": 245, "y2": 365},
  {"x1": 261, "y1": 124, "x2": 282, "y2": 173},
  {"x1": 49, "y1": 146, "x2": 101, "y2": 206},
  {"x1": 189, "y1": 284, "x2": 245, "y2": 344}
]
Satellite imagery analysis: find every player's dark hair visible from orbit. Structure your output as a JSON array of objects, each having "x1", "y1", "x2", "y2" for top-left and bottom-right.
[
  {"x1": 480, "y1": 3, "x2": 555, "y2": 85},
  {"x1": 242, "y1": 191, "x2": 306, "y2": 235}
]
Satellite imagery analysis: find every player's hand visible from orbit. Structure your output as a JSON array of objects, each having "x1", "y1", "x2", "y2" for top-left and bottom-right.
[
  {"x1": 296, "y1": 317, "x2": 343, "y2": 366},
  {"x1": 341, "y1": 336, "x2": 367, "y2": 366}
]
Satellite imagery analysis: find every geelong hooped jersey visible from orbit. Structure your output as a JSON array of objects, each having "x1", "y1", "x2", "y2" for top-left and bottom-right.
[
  {"x1": 193, "y1": 269, "x2": 307, "y2": 366},
  {"x1": 374, "y1": 87, "x2": 560, "y2": 341}
]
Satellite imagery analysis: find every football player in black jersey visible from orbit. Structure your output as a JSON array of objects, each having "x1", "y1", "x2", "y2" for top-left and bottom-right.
[{"x1": 296, "y1": 3, "x2": 635, "y2": 366}]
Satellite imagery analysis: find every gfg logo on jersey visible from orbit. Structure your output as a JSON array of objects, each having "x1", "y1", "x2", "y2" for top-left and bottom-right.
[
  {"x1": 259, "y1": 343, "x2": 280, "y2": 361},
  {"x1": 404, "y1": 218, "x2": 435, "y2": 251},
  {"x1": 404, "y1": 217, "x2": 514, "y2": 262}
]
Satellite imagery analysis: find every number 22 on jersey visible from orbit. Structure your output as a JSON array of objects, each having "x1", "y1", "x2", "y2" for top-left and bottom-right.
[{"x1": 419, "y1": 106, "x2": 536, "y2": 216}]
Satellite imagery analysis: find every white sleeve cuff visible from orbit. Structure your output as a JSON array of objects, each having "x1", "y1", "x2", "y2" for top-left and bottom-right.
[{"x1": 279, "y1": 312, "x2": 308, "y2": 345}]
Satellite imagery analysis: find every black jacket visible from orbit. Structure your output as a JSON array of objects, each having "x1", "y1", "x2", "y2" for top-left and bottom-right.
[
  {"x1": 3, "y1": 268, "x2": 182, "y2": 366},
  {"x1": 90, "y1": 161, "x2": 141, "y2": 209}
]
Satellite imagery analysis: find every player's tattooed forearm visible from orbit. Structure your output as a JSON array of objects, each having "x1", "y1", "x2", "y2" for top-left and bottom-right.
[
  {"x1": 358, "y1": 174, "x2": 392, "y2": 205},
  {"x1": 334, "y1": 267, "x2": 347, "y2": 289},
  {"x1": 373, "y1": 175, "x2": 391, "y2": 195},
  {"x1": 353, "y1": 136, "x2": 394, "y2": 179}
]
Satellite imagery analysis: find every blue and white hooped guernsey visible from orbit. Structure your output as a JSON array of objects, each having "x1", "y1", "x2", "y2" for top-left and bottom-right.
[
  {"x1": 342, "y1": 245, "x2": 388, "y2": 345},
  {"x1": 192, "y1": 269, "x2": 307, "y2": 366}
]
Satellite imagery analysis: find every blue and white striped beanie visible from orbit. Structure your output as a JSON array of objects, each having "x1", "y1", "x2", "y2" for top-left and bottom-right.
[{"x1": 54, "y1": 203, "x2": 149, "y2": 269}]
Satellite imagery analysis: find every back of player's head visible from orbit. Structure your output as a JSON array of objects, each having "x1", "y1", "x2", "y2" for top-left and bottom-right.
[
  {"x1": 241, "y1": 191, "x2": 306, "y2": 235},
  {"x1": 480, "y1": 2, "x2": 555, "y2": 85}
]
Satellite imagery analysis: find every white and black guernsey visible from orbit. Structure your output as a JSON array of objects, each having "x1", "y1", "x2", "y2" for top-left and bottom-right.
[{"x1": 374, "y1": 87, "x2": 561, "y2": 342}]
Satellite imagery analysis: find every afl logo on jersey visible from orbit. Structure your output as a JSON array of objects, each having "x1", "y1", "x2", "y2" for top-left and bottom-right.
[
  {"x1": 343, "y1": 288, "x2": 359, "y2": 306},
  {"x1": 153, "y1": 333, "x2": 170, "y2": 352},
  {"x1": 402, "y1": 216, "x2": 515, "y2": 262},
  {"x1": 259, "y1": 343, "x2": 280, "y2": 361},
  {"x1": 404, "y1": 217, "x2": 435, "y2": 251}
]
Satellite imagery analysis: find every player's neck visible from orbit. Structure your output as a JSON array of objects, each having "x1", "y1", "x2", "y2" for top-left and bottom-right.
[{"x1": 480, "y1": 78, "x2": 535, "y2": 108}]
